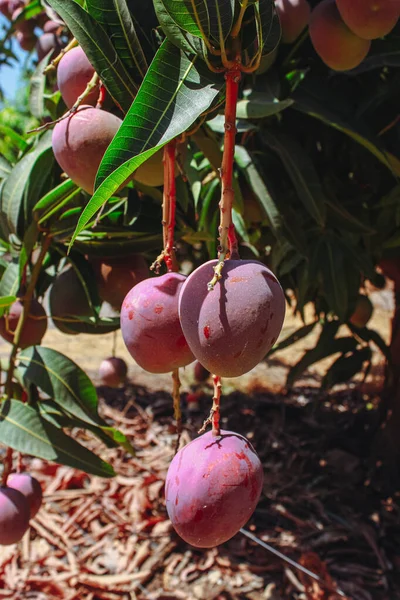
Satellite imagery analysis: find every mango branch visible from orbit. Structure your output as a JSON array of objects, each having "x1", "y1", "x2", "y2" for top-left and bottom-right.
[
  {"x1": 1, "y1": 234, "x2": 51, "y2": 487},
  {"x1": 172, "y1": 367, "x2": 182, "y2": 452},
  {"x1": 151, "y1": 140, "x2": 178, "y2": 273},
  {"x1": 28, "y1": 72, "x2": 100, "y2": 135},
  {"x1": 5, "y1": 234, "x2": 51, "y2": 400},
  {"x1": 43, "y1": 37, "x2": 78, "y2": 73},
  {"x1": 208, "y1": 67, "x2": 241, "y2": 291}
]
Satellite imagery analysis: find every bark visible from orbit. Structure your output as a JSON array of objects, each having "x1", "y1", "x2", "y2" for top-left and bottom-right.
[{"x1": 372, "y1": 258, "x2": 400, "y2": 488}]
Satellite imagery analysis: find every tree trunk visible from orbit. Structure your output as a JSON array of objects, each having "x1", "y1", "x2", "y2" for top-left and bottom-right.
[{"x1": 372, "y1": 259, "x2": 400, "y2": 489}]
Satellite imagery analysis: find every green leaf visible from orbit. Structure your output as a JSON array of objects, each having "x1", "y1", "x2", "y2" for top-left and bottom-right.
[
  {"x1": 235, "y1": 145, "x2": 282, "y2": 236},
  {"x1": 260, "y1": 9, "x2": 280, "y2": 57},
  {"x1": 247, "y1": 0, "x2": 277, "y2": 58},
  {"x1": 236, "y1": 92, "x2": 293, "y2": 119},
  {"x1": 29, "y1": 52, "x2": 52, "y2": 119},
  {"x1": 153, "y1": 0, "x2": 205, "y2": 56},
  {"x1": 46, "y1": 0, "x2": 137, "y2": 112},
  {"x1": 38, "y1": 400, "x2": 134, "y2": 453},
  {"x1": 11, "y1": 0, "x2": 42, "y2": 24},
  {"x1": 0, "y1": 125, "x2": 29, "y2": 153},
  {"x1": 191, "y1": 126, "x2": 222, "y2": 172},
  {"x1": 17, "y1": 346, "x2": 100, "y2": 426},
  {"x1": 55, "y1": 249, "x2": 102, "y2": 316},
  {"x1": 34, "y1": 180, "x2": 78, "y2": 214},
  {"x1": 69, "y1": 40, "x2": 224, "y2": 246},
  {"x1": 0, "y1": 295, "x2": 16, "y2": 317},
  {"x1": 292, "y1": 80, "x2": 400, "y2": 177},
  {"x1": 0, "y1": 260, "x2": 20, "y2": 298},
  {"x1": 86, "y1": 0, "x2": 147, "y2": 83},
  {"x1": 322, "y1": 347, "x2": 372, "y2": 390},
  {"x1": 319, "y1": 240, "x2": 348, "y2": 322},
  {"x1": 0, "y1": 156, "x2": 11, "y2": 180},
  {"x1": 232, "y1": 206, "x2": 259, "y2": 255},
  {"x1": 17, "y1": 348, "x2": 134, "y2": 453},
  {"x1": 325, "y1": 198, "x2": 375, "y2": 235},
  {"x1": 385, "y1": 229, "x2": 400, "y2": 249},
  {"x1": 154, "y1": 0, "x2": 209, "y2": 39},
  {"x1": 0, "y1": 399, "x2": 114, "y2": 477},
  {"x1": 212, "y1": 0, "x2": 235, "y2": 42},
  {"x1": 34, "y1": 179, "x2": 79, "y2": 217},
  {"x1": 262, "y1": 130, "x2": 327, "y2": 228},
  {"x1": 18, "y1": 221, "x2": 39, "y2": 279},
  {"x1": 0, "y1": 132, "x2": 53, "y2": 239},
  {"x1": 198, "y1": 177, "x2": 220, "y2": 231}
]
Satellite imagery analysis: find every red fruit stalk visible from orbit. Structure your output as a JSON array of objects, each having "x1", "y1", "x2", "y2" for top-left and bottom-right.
[
  {"x1": 199, "y1": 374, "x2": 222, "y2": 436},
  {"x1": 96, "y1": 83, "x2": 107, "y2": 110},
  {"x1": 208, "y1": 66, "x2": 241, "y2": 290},
  {"x1": 165, "y1": 140, "x2": 178, "y2": 272},
  {"x1": 152, "y1": 140, "x2": 178, "y2": 273},
  {"x1": 1, "y1": 448, "x2": 13, "y2": 487},
  {"x1": 211, "y1": 375, "x2": 221, "y2": 435}
]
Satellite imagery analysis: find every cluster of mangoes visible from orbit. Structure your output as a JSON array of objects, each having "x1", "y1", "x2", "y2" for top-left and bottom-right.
[
  {"x1": 309, "y1": 0, "x2": 399, "y2": 71},
  {"x1": 0, "y1": 0, "x2": 64, "y2": 57},
  {"x1": 274, "y1": 0, "x2": 399, "y2": 71},
  {"x1": 119, "y1": 256, "x2": 286, "y2": 546}
]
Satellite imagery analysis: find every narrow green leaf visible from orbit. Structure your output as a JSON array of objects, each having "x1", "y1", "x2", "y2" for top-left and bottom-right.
[
  {"x1": 153, "y1": 0, "x2": 204, "y2": 56},
  {"x1": 232, "y1": 206, "x2": 259, "y2": 255},
  {"x1": 34, "y1": 180, "x2": 77, "y2": 212},
  {"x1": 236, "y1": 92, "x2": 293, "y2": 119},
  {"x1": 69, "y1": 40, "x2": 224, "y2": 246},
  {"x1": 0, "y1": 399, "x2": 115, "y2": 477},
  {"x1": 326, "y1": 198, "x2": 375, "y2": 235},
  {"x1": 46, "y1": 0, "x2": 137, "y2": 112},
  {"x1": 260, "y1": 8, "x2": 280, "y2": 56},
  {"x1": 154, "y1": 0, "x2": 208, "y2": 39},
  {"x1": 22, "y1": 148, "x2": 54, "y2": 239},
  {"x1": 198, "y1": 177, "x2": 220, "y2": 231},
  {"x1": 18, "y1": 221, "x2": 39, "y2": 279},
  {"x1": 29, "y1": 52, "x2": 52, "y2": 119},
  {"x1": 0, "y1": 125, "x2": 29, "y2": 152},
  {"x1": 211, "y1": 0, "x2": 235, "y2": 42},
  {"x1": 292, "y1": 80, "x2": 400, "y2": 177},
  {"x1": 192, "y1": 126, "x2": 222, "y2": 172},
  {"x1": 0, "y1": 261, "x2": 20, "y2": 298},
  {"x1": 55, "y1": 249, "x2": 102, "y2": 316},
  {"x1": 11, "y1": 0, "x2": 42, "y2": 24},
  {"x1": 38, "y1": 400, "x2": 134, "y2": 453},
  {"x1": 262, "y1": 130, "x2": 326, "y2": 227},
  {"x1": 0, "y1": 156, "x2": 11, "y2": 180},
  {"x1": 245, "y1": 0, "x2": 276, "y2": 58},
  {"x1": 235, "y1": 145, "x2": 282, "y2": 235},
  {"x1": 0, "y1": 131, "x2": 53, "y2": 239},
  {"x1": 86, "y1": 0, "x2": 147, "y2": 83},
  {"x1": 0, "y1": 295, "x2": 16, "y2": 317},
  {"x1": 18, "y1": 346, "x2": 100, "y2": 426},
  {"x1": 319, "y1": 240, "x2": 348, "y2": 322}
]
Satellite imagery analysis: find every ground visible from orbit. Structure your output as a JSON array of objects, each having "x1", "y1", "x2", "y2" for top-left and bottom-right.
[{"x1": 0, "y1": 289, "x2": 398, "y2": 600}]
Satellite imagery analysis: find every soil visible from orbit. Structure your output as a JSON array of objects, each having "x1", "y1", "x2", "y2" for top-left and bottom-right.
[{"x1": 0, "y1": 290, "x2": 398, "y2": 600}]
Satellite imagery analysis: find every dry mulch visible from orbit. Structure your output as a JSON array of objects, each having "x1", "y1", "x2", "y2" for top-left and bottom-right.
[{"x1": 0, "y1": 379, "x2": 399, "y2": 600}]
